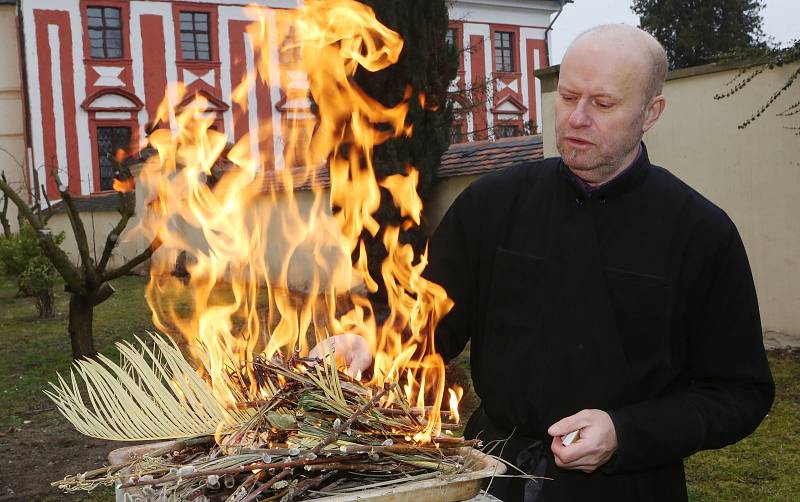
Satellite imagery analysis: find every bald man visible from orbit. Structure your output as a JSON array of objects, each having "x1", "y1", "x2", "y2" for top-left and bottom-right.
[{"x1": 423, "y1": 25, "x2": 774, "y2": 500}]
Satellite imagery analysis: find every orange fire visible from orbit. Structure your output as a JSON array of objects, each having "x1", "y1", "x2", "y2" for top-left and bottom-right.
[
  {"x1": 112, "y1": 177, "x2": 135, "y2": 193},
  {"x1": 134, "y1": 0, "x2": 460, "y2": 441}
]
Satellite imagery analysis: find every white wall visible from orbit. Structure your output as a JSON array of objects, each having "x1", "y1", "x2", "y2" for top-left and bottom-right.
[{"x1": 0, "y1": 5, "x2": 26, "y2": 233}]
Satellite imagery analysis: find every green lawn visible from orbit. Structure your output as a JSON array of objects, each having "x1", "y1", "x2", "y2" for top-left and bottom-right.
[
  {"x1": 685, "y1": 351, "x2": 800, "y2": 500},
  {"x1": 0, "y1": 274, "x2": 156, "y2": 430},
  {"x1": 0, "y1": 274, "x2": 797, "y2": 500}
]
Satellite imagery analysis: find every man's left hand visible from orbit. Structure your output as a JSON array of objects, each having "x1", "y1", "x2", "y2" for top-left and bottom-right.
[{"x1": 547, "y1": 409, "x2": 618, "y2": 473}]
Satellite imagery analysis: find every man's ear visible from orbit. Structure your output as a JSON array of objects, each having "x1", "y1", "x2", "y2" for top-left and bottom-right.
[{"x1": 642, "y1": 95, "x2": 666, "y2": 133}]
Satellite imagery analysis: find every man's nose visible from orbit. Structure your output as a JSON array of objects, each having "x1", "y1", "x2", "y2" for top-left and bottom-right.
[{"x1": 568, "y1": 99, "x2": 592, "y2": 128}]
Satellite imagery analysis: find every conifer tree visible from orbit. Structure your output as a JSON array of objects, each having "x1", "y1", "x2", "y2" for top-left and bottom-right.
[
  {"x1": 632, "y1": 0, "x2": 766, "y2": 69},
  {"x1": 353, "y1": 0, "x2": 458, "y2": 301}
]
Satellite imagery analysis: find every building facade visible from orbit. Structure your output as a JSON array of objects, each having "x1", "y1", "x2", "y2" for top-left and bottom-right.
[
  {"x1": 448, "y1": 0, "x2": 562, "y2": 143},
  {"x1": 13, "y1": 0, "x2": 563, "y2": 202}
]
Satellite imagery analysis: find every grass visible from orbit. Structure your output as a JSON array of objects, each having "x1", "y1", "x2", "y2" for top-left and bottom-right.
[
  {"x1": 685, "y1": 351, "x2": 800, "y2": 500},
  {"x1": 0, "y1": 274, "x2": 157, "y2": 501},
  {"x1": 0, "y1": 274, "x2": 155, "y2": 429},
  {"x1": 0, "y1": 274, "x2": 798, "y2": 500}
]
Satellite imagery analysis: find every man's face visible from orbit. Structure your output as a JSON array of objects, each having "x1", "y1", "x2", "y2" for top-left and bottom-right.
[{"x1": 555, "y1": 43, "x2": 649, "y2": 176}]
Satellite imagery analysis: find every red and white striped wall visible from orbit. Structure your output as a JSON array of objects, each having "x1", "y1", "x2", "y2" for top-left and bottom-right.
[
  {"x1": 448, "y1": 0, "x2": 559, "y2": 142},
  {"x1": 20, "y1": 0, "x2": 296, "y2": 200},
  {"x1": 19, "y1": 0, "x2": 559, "y2": 200}
]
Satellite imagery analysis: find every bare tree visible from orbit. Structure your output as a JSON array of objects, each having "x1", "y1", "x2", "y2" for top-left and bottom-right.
[{"x1": 0, "y1": 159, "x2": 158, "y2": 359}]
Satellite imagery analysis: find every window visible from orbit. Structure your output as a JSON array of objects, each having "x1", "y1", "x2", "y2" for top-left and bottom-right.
[
  {"x1": 494, "y1": 31, "x2": 514, "y2": 73},
  {"x1": 495, "y1": 125, "x2": 520, "y2": 138},
  {"x1": 446, "y1": 28, "x2": 457, "y2": 47},
  {"x1": 180, "y1": 12, "x2": 211, "y2": 60},
  {"x1": 96, "y1": 126, "x2": 131, "y2": 191},
  {"x1": 87, "y1": 7, "x2": 122, "y2": 59}
]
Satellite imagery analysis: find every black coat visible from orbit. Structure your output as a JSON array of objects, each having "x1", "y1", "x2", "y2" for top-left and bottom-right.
[{"x1": 426, "y1": 145, "x2": 775, "y2": 501}]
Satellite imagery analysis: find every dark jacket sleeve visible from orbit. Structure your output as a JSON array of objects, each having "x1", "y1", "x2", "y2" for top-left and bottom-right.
[
  {"x1": 605, "y1": 221, "x2": 775, "y2": 473},
  {"x1": 426, "y1": 185, "x2": 479, "y2": 363}
]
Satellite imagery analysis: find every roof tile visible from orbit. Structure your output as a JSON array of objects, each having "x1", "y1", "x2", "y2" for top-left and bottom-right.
[{"x1": 437, "y1": 135, "x2": 543, "y2": 179}]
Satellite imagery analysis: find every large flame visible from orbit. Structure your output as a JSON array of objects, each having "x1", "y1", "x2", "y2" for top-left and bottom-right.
[{"x1": 134, "y1": 0, "x2": 458, "y2": 441}]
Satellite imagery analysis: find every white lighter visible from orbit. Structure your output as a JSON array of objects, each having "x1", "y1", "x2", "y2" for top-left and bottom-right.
[{"x1": 561, "y1": 429, "x2": 580, "y2": 446}]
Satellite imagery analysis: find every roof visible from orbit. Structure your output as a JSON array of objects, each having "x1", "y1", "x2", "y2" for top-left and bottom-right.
[
  {"x1": 49, "y1": 192, "x2": 122, "y2": 213},
  {"x1": 255, "y1": 135, "x2": 544, "y2": 191},
  {"x1": 437, "y1": 134, "x2": 543, "y2": 179},
  {"x1": 55, "y1": 136, "x2": 544, "y2": 208},
  {"x1": 256, "y1": 163, "x2": 329, "y2": 193}
]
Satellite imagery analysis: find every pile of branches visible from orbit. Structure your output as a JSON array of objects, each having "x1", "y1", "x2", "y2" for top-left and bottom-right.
[{"x1": 48, "y1": 335, "x2": 480, "y2": 501}]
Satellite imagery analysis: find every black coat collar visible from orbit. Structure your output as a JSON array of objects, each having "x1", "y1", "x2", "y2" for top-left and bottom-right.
[{"x1": 559, "y1": 142, "x2": 651, "y2": 200}]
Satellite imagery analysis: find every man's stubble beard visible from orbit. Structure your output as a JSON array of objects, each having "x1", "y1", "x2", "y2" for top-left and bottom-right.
[{"x1": 557, "y1": 122, "x2": 644, "y2": 183}]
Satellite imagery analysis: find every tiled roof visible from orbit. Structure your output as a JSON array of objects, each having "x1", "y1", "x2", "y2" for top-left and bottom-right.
[
  {"x1": 437, "y1": 135, "x2": 543, "y2": 179},
  {"x1": 254, "y1": 135, "x2": 544, "y2": 192},
  {"x1": 255, "y1": 163, "x2": 329, "y2": 193},
  {"x1": 49, "y1": 192, "x2": 123, "y2": 213}
]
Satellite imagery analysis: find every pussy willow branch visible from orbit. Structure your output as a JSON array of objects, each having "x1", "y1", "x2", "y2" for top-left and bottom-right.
[
  {"x1": 240, "y1": 384, "x2": 396, "y2": 502},
  {"x1": 310, "y1": 383, "x2": 395, "y2": 456},
  {"x1": 340, "y1": 444, "x2": 463, "y2": 456},
  {"x1": 122, "y1": 455, "x2": 351, "y2": 488},
  {"x1": 284, "y1": 471, "x2": 338, "y2": 502},
  {"x1": 240, "y1": 468, "x2": 293, "y2": 502}
]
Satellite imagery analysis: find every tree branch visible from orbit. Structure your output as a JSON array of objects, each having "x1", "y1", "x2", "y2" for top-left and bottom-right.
[
  {"x1": 91, "y1": 282, "x2": 116, "y2": 306},
  {"x1": 40, "y1": 182, "x2": 53, "y2": 223},
  {"x1": 102, "y1": 242, "x2": 157, "y2": 281},
  {"x1": 0, "y1": 174, "x2": 84, "y2": 293},
  {"x1": 97, "y1": 192, "x2": 135, "y2": 273},
  {"x1": 50, "y1": 167, "x2": 101, "y2": 287},
  {"x1": 0, "y1": 173, "x2": 11, "y2": 238}
]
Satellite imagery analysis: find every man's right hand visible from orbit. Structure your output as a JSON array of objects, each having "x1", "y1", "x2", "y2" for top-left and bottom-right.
[
  {"x1": 308, "y1": 333, "x2": 373, "y2": 378},
  {"x1": 548, "y1": 409, "x2": 618, "y2": 473}
]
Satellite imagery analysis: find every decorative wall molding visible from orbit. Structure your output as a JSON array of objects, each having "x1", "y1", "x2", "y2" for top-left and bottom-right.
[
  {"x1": 92, "y1": 66, "x2": 125, "y2": 87},
  {"x1": 177, "y1": 89, "x2": 230, "y2": 113},
  {"x1": 183, "y1": 68, "x2": 216, "y2": 86},
  {"x1": 82, "y1": 88, "x2": 145, "y2": 112},
  {"x1": 496, "y1": 78, "x2": 519, "y2": 92},
  {"x1": 491, "y1": 93, "x2": 527, "y2": 115}
]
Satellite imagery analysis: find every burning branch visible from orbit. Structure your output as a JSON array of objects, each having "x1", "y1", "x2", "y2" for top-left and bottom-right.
[
  {"x1": 48, "y1": 333, "x2": 480, "y2": 499},
  {"x1": 310, "y1": 383, "x2": 394, "y2": 455}
]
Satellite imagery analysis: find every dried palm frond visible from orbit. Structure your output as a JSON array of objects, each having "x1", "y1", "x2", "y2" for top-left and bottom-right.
[{"x1": 44, "y1": 333, "x2": 253, "y2": 441}]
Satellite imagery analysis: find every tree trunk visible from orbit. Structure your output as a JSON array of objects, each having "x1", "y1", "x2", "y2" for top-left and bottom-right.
[
  {"x1": 68, "y1": 293, "x2": 96, "y2": 360},
  {"x1": 37, "y1": 286, "x2": 55, "y2": 319},
  {"x1": 0, "y1": 211, "x2": 10, "y2": 238}
]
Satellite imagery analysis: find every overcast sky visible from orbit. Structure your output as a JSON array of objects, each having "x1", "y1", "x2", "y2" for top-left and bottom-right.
[{"x1": 549, "y1": 0, "x2": 800, "y2": 65}]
